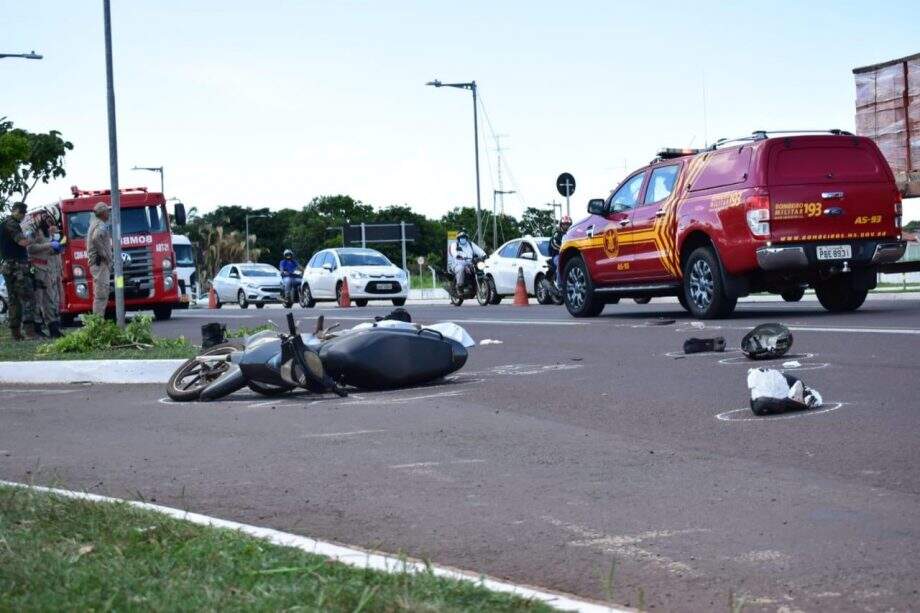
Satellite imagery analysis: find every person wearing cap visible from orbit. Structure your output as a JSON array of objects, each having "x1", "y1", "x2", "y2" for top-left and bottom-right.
[
  {"x1": 0, "y1": 202, "x2": 37, "y2": 340},
  {"x1": 86, "y1": 201, "x2": 113, "y2": 317},
  {"x1": 27, "y1": 211, "x2": 65, "y2": 338}
]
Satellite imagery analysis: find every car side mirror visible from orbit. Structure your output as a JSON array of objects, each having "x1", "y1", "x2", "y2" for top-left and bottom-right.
[
  {"x1": 229, "y1": 273, "x2": 239, "y2": 279},
  {"x1": 173, "y1": 202, "x2": 187, "y2": 226},
  {"x1": 587, "y1": 198, "x2": 606, "y2": 215},
  {"x1": 521, "y1": 251, "x2": 536, "y2": 260},
  {"x1": 322, "y1": 263, "x2": 333, "y2": 271}
]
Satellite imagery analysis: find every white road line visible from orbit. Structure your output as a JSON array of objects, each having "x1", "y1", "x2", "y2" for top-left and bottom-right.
[
  {"x1": 390, "y1": 459, "x2": 486, "y2": 469},
  {"x1": 786, "y1": 325, "x2": 920, "y2": 335},
  {"x1": 0, "y1": 481, "x2": 620, "y2": 613},
  {"x1": 716, "y1": 402, "x2": 847, "y2": 422},
  {"x1": 173, "y1": 312, "x2": 256, "y2": 319},
  {"x1": 338, "y1": 390, "x2": 465, "y2": 406},
  {"x1": 302, "y1": 429, "x2": 387, "y2": 438}
]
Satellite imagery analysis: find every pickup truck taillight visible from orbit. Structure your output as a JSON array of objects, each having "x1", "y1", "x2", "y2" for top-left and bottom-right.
[
  {"x1": 745, "y1": 194, "x2": 771, "y2": 238},
  {"x1": 894, "y1": 193, "x2": 902, "y2": 230}
]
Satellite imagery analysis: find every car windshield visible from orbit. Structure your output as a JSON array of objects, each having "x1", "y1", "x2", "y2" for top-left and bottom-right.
[
  {"x1": 66, "y1": 204, "x2": 168, "y2": 239},
  {"x1": 338, "y1": 252, "x2": 391, "y2": 266},
  {"x1": 240, "y1": 267, "x2": 278, "y2": 277},
  {"x1": 174, "y1": 244, "x2": 194, "y2": 267},
  {"x1": 536, "y1": 240, "x2": 550, "y2": 256}
]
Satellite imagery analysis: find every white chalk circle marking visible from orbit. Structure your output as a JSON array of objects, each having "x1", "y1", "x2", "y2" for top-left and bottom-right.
[{"x1": 716, "y1": 402, "x2": 846, "y2": 422}]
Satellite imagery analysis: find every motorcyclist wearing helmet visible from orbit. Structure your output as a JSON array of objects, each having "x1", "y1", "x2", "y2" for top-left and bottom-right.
[
  {"x1": 279, "y1": 249, "x2": 299, "y2": 301},
  {"x1": 549, "y1": 215, "x2": 572, "y2": 285},
  {"x1": 447, "y1": 229, "x2": 485, "y2": 290}
]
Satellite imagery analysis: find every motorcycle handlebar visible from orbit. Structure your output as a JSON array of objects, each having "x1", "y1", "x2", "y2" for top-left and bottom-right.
[{"x1": 286, "y1": 312, "x2": 296, "y2": 336}]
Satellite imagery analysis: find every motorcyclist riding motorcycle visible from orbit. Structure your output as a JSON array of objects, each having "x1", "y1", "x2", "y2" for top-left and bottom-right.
[
  {"x1": 447, "y1": 230, "x2": 485, "y2": 291},
  {"x1": 548, "y1": 215, "x2": 572, "y2": 286},
  {"x1": 279, "y1": 249, "x2": 299, "y2": 303}
]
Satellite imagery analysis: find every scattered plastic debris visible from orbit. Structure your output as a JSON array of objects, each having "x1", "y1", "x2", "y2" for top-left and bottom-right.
[
  {"x1": 649, "y1": 319, "x2": 677, "y2": 326},
  {"x1": 480, "y1": 339, "x2": 504, "y2": 345},
  {"x1": 747, "y1": 368, "x2": 822, "y2": 416},
  {"x1": 683, "y1": 336, "x2": 726, "y2": 354},
  {"x1": 741, "y1": 323, "x2": 793, "y2": 360},
  {"x1": 782, "y1": 360, "x2": 802, "y2": 368},
  {"x1": 690, "y1": 321, "x2": 706, "y2": 329}
]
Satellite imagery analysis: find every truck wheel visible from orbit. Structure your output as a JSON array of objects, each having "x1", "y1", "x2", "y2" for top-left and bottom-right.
[
  {"x1": 256, "y1": 302, "x2": 265, "y2": 309},
  {"x1": 153, "y1": 306, "x2": 173, "y2": 321},
  {"x1": 237, "y1": 290, "x2": 249, "y2": 309},
  {"x1": 815, "y1": 278, "x2": 868, "y2": 312},
  {"x1": 633, "y1": 296, "x2": 652, "y2": 304},
  {"x1": 781, "y1": 287, "x2": 806, "y2": 302},
  {"x1": 61, "y1": 313, "x2": 76, "y2": 326},
  {"x1": 682, "y1": 247, "x2": 737, "y2": 319},
  {"x1": 299, "y1": 284, "x2": 316, "y2": 308},
  {"x1": 355, "y1": 299, "x2": 369, "y2": 307},
  {"x1": 564, "y1": 255, "x2": 605, "y2": 317},
  {"x1": 677, "y1": 292, "x2": 690, "y2": 312}
]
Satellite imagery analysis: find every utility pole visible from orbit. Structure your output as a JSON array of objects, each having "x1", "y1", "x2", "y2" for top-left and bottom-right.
[{"x1": 103, "y1": 0, "x2": 125, "y2": 327}]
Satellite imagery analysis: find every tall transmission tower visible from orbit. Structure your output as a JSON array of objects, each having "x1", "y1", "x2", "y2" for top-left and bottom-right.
[{"x1": 493, "y1": 134, "x2": 509, "y2": 215}]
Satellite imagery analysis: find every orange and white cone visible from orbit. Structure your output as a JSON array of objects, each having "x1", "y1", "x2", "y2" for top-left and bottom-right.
[
  {"x1": 513, "y1": 267, "x2": 529, "y2": 306},
  {"x1": 338, "y1": 277, "x2": 351, "y2": 308},
  {"x1": 208, "y1": 286, "x2": 217, "y2": 309}
]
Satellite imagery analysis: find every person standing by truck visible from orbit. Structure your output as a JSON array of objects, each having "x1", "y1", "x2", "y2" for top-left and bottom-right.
[
  {"x1": 0, "y1": 202, "x2": 37, "y2": 340},
  {"x1": 27, "y1": 214, "x2": 64, "y2": 337},
  {"x1": 86, "y1": 202, "x2": 112, "y2": 317}
]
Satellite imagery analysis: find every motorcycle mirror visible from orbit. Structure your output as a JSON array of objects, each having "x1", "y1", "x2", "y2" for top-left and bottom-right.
[{"x1": 286, "y1": 312, "x2": 297, "y2": 335}]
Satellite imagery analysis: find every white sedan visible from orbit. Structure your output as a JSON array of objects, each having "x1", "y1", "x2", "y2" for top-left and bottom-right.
[
  {"x1": 300, "y1": 248, "x2": 408, "y2": 307},
  {"x1": 211, "y1": 263, "x2": 283, "y2": 308},
  {"x1": 482, "y1": 236, "x2": 554, "y2": 304}
]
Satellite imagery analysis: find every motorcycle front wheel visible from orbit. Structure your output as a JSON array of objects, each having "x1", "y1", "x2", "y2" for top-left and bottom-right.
[
  {"x1": 166, "y1": 343, "x2": 239, "y2": 402},
  {"x1": 476, "y1": 276, "x2": 491, "y2": 306}
]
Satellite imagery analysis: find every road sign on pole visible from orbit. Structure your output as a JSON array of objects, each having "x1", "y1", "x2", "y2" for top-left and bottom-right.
[{"x1": 556, "y1": 172, "x2": 575, "y2": 217}]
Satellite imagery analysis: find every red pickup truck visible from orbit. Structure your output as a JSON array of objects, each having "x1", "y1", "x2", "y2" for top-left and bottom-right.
[{"x1": 560, "y1": 131, "x2": 906, "y2": 318}]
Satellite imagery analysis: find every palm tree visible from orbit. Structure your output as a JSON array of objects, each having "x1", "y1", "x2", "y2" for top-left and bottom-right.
[{"x1": 198, "y1": 224, "x2": 261, "y2": 288}]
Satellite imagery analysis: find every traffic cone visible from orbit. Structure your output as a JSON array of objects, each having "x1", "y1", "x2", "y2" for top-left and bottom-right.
[
  {"x1": 338, "y1": 277, "x2": 351, "y2": 308},
  {"x1": 513, "y1": 267, "x2": 529, "y2": 306},
  {"x1": 208, "y1": 286, "x2": 217, "y2": 309}
]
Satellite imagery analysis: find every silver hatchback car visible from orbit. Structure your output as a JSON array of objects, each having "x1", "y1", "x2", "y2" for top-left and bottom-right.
[{"x1": 211, "y1": 263, "x2": 283, "y2": 309}]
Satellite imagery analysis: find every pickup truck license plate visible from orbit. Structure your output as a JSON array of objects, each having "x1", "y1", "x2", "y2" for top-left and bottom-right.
[
  {"x1": 816, "y1": 245, "x2": 852, "y2": 260},
  {"x1": 377, "y1": 283, "x2": 393, "y2": 290}
]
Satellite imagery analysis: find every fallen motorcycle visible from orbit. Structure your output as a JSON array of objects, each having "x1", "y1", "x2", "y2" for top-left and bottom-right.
[{"x1": 167, "y1": 313, "x2": 469, "y2": 401}]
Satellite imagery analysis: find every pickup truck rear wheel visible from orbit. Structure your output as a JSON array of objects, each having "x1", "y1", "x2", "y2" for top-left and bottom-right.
[
  {"x1": 564, "y1": 255, "x2": 605, "y2": 317},
  {"x1": 683, "y1": 247, "x2": 737, "y2": 319},
  {"x1": 781, "y1": 287, "x2": 806, "y2": 302},
  {"x1": 815, "y1": 277, "x2": 868, "y2": 312}
]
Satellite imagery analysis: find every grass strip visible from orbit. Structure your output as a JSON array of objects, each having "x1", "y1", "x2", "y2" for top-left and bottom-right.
[{"x1": 0, "y1": 485, "x2": 554, "y2": 612}]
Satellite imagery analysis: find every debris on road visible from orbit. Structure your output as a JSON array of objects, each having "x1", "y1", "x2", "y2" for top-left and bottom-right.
[
  {"x1": 682, "y1": 337, "x2": 726, "y2": 354},
  {"x1": 649, "y1": 319, "x2": 677, "y2": 326},
  {"x1": 782, "y1": 360, "x2": 803, "y2": 368},
  {"x1": 480, "y1": 339, "x2": 503, "y2": 345},
  {"x1": 741, "y1": 323, "x2": 793, "y2": 360},
  {"x1": 747, "y1": 368, "x2": 823, "y2": 415}
]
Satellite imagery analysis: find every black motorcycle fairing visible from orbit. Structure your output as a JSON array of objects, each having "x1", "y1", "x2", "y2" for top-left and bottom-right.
[{"x1": 319, "y1": 327, "x2": 468, "y2": 390}]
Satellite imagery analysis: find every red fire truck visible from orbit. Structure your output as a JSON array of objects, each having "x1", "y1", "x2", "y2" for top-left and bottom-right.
[{"x1": 46, "y1": 186, "x2": 187, "y2": 324}]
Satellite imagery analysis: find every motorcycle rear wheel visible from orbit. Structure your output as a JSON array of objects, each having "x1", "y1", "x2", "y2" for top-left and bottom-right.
[{"x1": 167, "y1": 343, "x2": 239, "y2": 402}]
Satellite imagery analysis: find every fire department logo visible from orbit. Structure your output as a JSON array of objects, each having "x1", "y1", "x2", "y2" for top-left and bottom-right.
[{"x1": 602, "y1": 227, "x2": 619, "y2": 258}]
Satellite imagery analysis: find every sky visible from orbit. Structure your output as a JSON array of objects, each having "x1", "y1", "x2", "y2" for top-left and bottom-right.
[{"x1": 4, "y1": 1, "x2": 920, "y2": 222}]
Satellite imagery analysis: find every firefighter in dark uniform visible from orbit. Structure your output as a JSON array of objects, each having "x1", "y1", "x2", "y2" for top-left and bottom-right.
[
  {"x1": 548, "y1": 215, "x2": 572, "y2": 286},
  {"x1": 1, "y1": 202, "x2": 37, "y2": 340}
]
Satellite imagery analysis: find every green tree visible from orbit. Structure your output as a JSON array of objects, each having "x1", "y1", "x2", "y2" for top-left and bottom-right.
[
  {"x1": 519, "y1": 206, "x2": 557, "y2": 237},
  {"x1": 440, "y1": 207, "x2": 521, "y2": 253},
  {"x1": 904, "y1": 220, "x2": 920, "y2": 233},
  {"x1": 0, "y1": 117, "x2": 73, "y2": 212}
]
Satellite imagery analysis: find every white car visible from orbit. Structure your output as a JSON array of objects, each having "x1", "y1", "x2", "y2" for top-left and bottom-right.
[
  {"x1": 483, "y1": 236, "x2": 553, "y2": 303},
  {"x1": 300, "y1": 248, "x2": 408, "y2": 307},
  {"x1": 211, "y1": 263, "x2": 283, "y2": 309}
]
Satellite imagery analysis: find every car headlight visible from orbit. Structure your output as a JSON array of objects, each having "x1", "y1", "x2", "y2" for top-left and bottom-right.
[
  {"x1": 72, "y1": 265, "x2": 85, "y2": 278},
  {"x1": 349, "y1": 271, "x2": 367, "y2": 279},
  {"x1": 164, "y1": 275, "x2": 174, "y2": 290},
  {"x1": 244, "y1": 281, "x2": 259, "y2": 288},
  {"x1": 162, "y1": 258, "x2": 172, "y2": 270},
  {"x1": 76, "y1": 283, "x2": 88, "y2": 298}
]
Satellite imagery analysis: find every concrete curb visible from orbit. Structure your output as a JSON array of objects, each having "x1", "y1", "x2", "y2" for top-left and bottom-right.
[
  {"x1": 0, "y1": 359, "x2": 185, "y2": 384},
  {"x1": 0, "y1": 480, "x2": 626, "y2": 613}
]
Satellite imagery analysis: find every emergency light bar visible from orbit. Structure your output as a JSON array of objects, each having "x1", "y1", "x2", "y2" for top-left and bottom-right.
[
  {"x1": 656, "y1": 148, "x2": 703, "y2": 160},
  {"x1": 70, "y1": 186, "x2": 150, "y2": 197}
]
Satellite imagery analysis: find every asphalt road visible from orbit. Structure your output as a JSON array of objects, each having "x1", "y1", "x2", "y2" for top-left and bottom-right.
[{"x1": 2, "y1": 298, "x2": 919, "y2": 611}]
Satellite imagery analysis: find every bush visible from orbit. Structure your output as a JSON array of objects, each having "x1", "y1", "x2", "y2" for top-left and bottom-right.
[{"x1": 36, "y1": 315, "x2": 189, "y2": 355}]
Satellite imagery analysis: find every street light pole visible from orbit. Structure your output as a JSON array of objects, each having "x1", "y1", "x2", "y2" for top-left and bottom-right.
[
  {"x1": 102, "y1": 0, "x2": 125, "y2": 327},
  {"x1": 245, "y1": 214, "x2": 268, "y2": 263},
  {"x1": 132, "y1": 165, "x2": 164, "y2": 195},
  {"x1": 0, "y1": 51, "x2": 43, "y2": 60},
  {"x1": 426, "y1": 79, "x2": 483, "y2": 248}
]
